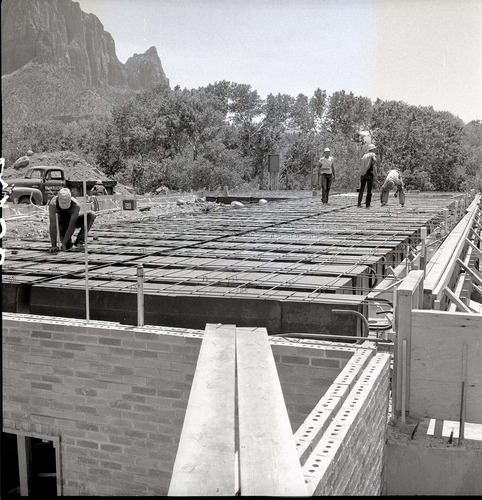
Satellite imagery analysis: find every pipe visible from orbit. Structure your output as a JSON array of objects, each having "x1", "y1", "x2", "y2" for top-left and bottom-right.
[
  {"x1": 332, "y1": 309, "x2": 370, "y2": 338},
  {"x1": 83, "y1": 172, "x2": 90, "y2": 322},
  {"x1": 137, "y1": 264, "x2": 145, "y2": 327},
  {"x1": 272, "y1": 333, "x2": 392, "y2": 343}
]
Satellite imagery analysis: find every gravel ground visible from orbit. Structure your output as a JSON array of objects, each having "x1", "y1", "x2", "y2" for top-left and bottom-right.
[{"x1": 3, "y1": 198, "x2": 229, "y2": 242}]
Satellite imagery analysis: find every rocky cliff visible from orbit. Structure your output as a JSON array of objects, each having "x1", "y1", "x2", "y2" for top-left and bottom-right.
[{"x1": 1, "y1": 0, "x2": 169, "y2": 90}]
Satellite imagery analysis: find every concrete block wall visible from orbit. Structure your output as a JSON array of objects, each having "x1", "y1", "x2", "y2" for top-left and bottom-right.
[
  {"x1": 2, "y1": 314, "x2": 356, "y2": 496},
  {"x1": 302, "y1": 352, "x2": 391, "y2": 495},
  {"x1": 270, "y1": 339, "x2": 355, "y2": 432}
]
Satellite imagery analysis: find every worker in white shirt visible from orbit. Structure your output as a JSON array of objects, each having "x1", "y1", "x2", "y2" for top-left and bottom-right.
[
  {"x1": 380, "y1": 169, "x2": 406, "y2": 207},
  {"x1": 318, "y1": 147, "x2": 336, "y2": 204}
]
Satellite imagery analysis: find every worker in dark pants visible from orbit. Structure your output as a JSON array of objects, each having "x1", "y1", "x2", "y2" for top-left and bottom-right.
[
  {"x1": 318, "y1": 147, "x2": 336, "y2": 204},
  {"x1": 48, "y1": 188, "x2": 96, "y2": 253},
  {"x1": 89, "y1": 180, "x2": 108, "y2": 211},
  {"x1": 357, "y1": 144, "x2": 378, "y2": 208}
]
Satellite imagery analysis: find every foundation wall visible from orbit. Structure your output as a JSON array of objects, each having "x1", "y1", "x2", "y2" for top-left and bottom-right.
[
  {"x1": 2, "y1": 314, "x2": 351, "y2": 496},
  {"x1": 386, "y1": 441, "x2": 482, "y2": 495}
]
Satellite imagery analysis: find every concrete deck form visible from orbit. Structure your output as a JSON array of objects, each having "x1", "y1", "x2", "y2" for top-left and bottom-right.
[{"x1": 3, "y1": 192, "x2": 463, "y2": 334}]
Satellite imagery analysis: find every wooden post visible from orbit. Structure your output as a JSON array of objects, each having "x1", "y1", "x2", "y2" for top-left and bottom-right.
[
  {"x1": 444, "y1": 208, "x2": 449, "y2": 235},
  {"x1": 393, "y1": 270, "x2": 424, "y2": 418},
  {"x1": 17, "y1": 435, "x2": 32, "y2": 496}
]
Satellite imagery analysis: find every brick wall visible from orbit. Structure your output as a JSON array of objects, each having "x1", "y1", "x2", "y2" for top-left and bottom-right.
[{"x1": 2, "y1": 314, "x2": 354, "y2": 496}]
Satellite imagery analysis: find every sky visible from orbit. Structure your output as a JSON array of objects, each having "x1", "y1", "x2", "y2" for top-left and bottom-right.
[{"x1": 76, "y1": 0, "x2": 482, "y2": 123}]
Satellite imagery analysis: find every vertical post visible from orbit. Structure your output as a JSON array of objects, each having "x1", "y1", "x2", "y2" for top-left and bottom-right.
[
  {"x1": 83, "y1": 171, "x2": 90, "y2": 321},
  {"x1": 55, "y1": 213, "x2": 61, "y2": 248},
  {"x1": 459, "y1": 343, "x2": 468, "y2": 445},
  {"x1": 443, "y1": 208, "x2": 449, "y2": 236},
  {"x1": 420, "y1": 227, "x2": 427, "y2": 275},
  {"x1": 17, "y1": 435, "x2": 32, "y2": 496},
  {"x1": 137, "y1": 264, "x2": 144, "y2": 326},
  {"x1": 393, "y1": 271, "x2": 423, "y2": 418},
  {"x1": 405, "y1": 241, "x2": 410, "y2": 275},
  {"x1": 401, "y1": 339, "x2": 407, "y2": 424}
]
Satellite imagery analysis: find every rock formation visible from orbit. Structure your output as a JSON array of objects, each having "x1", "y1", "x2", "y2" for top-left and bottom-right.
[{"x1": 1, "y1": 0, "x2": 169, "y2": 90}]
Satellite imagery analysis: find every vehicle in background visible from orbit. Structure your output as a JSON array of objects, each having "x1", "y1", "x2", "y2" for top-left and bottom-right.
[{"x1": 4, "y1": 166, "x2": 116, "y2": 205}]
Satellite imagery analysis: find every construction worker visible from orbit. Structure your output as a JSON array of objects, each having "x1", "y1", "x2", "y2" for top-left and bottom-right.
[
  {"x1": 48, "y1": 187, "x2": 96, "y2": 253},
  {"x1": 90, "y1": 180, "x2": 107, "y2": 196},
  {"x1": 357, "y1": 144, "x2": 377, "y2": 208},
  {"x1": 380, "y1": 169, "x2": 406, "y2": 207},
  {"x1": 89, "y1": 180, "x2": 107, "y2": 211},
  {"x1": 318, "y1": 147, "x2": 336, "y2": 204}
]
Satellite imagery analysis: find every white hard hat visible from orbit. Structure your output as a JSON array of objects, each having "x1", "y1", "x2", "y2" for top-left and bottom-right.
[
  {"x1": 367, "y1": 144, "x2": 377, "y2": 151},
  {"x1": 324, "y1": 148, "x2": 331, "y2": 152}
]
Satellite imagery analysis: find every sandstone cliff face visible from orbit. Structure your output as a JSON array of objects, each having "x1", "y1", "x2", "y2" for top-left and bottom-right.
[{"x1": 1, "y1": 0, "x2": 169, "y2": 90}]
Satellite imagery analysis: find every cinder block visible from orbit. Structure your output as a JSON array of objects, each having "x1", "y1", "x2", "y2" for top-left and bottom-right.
[
  {"x1": 295, "y1": 395, "x2": 343, "y2": 465},
  {"x1": 310, "y1": 357, "x2": 341, "y2": 368}
]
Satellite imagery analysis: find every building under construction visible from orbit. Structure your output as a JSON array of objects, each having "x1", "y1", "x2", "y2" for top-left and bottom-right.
[{"x1": 2, "y1": 191, "x2": 482, "y2": 496}]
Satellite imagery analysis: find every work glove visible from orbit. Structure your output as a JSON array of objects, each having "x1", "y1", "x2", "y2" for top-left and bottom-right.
[{"x1": 48, "y1": 246, "x2": 60, "y2": 254}]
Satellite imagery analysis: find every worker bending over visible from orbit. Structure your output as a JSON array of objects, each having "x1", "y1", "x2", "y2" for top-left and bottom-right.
[
  {"x1": 380, "y1": 169, "x2": 406, "y2": 207},
  {"x1": 48, "y1": 187, "x2": 96, "y2": 253}
]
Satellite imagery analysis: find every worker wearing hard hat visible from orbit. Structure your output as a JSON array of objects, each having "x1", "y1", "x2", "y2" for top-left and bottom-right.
[
  {"x1": 380, "y1": 169, "x2": 406, "y2": 207},
  {"x1": 357, "y1": 144, "x2": 377, "y2": 208},
  {"x1": 318, "y1": 147, "x2": 336, "y2": 204}
]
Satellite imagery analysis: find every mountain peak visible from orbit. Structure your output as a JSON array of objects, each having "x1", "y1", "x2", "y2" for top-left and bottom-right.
[{"x1": 1, "y1": 0, "x2": 169, "y2": 91}]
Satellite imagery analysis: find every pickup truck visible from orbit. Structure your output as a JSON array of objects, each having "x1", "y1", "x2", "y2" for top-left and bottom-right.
[{"x1": 5, "y1": 165, "x2": 117, "y2": 205}]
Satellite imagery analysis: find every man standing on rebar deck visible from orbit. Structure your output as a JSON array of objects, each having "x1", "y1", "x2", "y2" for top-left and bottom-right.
[
  {"x1": 318, "y1": 147, "x2": 336, "y2": 204},
  {"x1": 357, "y1": 144, "x2": 378, "y2": 208}
]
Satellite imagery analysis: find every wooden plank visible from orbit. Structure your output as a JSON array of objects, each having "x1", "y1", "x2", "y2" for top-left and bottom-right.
[
  {"x1": 466, "y1": 238, "x2": 482, "y2": 260},
  {"x1": 448, "y1": 274, "x2": 466, "y2": 312},
  {"x1": 236, "y1": 327, "x2": 307, "y2": 496},
  {"x1": 457, "y1": 258, "x2": 482, "y2": 287},
  {"x1": 168, "y1": 324, "x2": 236, "y2": 496},
  {"x1": 424, "y1": 197, "x2": 480, "y2": 306},
  {"x1": 443, "y1": 286, "x2": 472, "y2": 313},
  {"x1": 410, "y1": 310, "x2": 482, "y2": 424}
]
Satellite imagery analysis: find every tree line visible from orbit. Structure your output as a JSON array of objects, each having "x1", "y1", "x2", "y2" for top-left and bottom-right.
[{"x1": 3, "y1": 82, "x2": 482, "y2": 194}]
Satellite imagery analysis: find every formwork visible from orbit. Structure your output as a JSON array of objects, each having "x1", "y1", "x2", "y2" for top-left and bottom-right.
[{"x1": 2, "y1": 193, "x2": 464, "y2": 335}]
